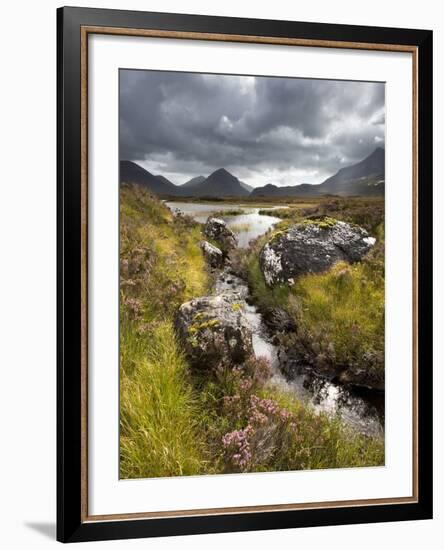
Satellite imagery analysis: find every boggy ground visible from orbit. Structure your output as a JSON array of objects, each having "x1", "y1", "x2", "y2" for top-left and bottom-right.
[
  {"x1": 234, "y1": 197, "x2": 385, "y2": 390},
  {"x1": 119, "y1": 184, "x2": 384, "y2": 479}
]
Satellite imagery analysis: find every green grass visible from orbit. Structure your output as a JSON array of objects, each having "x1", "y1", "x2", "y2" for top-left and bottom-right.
[
  {"x1": 120, "y1": 321, "x2": 208, "y2": 478},
  {"x1": 192, "y1": 359, "x2": 383, "y2": 473},
  {"x1": 228, "y1": 222, "x2": 252, "y2": 233},
  {"x1": 120, "y1": 186, "x2": 384, "y2": 478},
  {"x1": 258, "y1": 206, "x2": 310, "y2": 218},
  {"x1": 210, "y1": 208, "x2": 247, "y2": 217},
  {"x1": 246, "y1": 256, "x2": 291, "y2": 310},
  {"x1": 291, "y1": 259, "x2": 384, "y2": 381},
  {"x1": 120, "y1": 185, "x2": 211, "y2": 478},
  {"x1": 259, "y1": 197, "x2": 385, "y2": 233},
  {"x1": 236, "y1": 197, "x2": 385, "y2": 387},
  {"x1": 257, "y1": 385, "x2": 384, "y2": 470}
]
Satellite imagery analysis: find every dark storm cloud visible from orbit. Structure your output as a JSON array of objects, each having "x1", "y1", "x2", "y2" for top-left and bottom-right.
[{"x1": 120, "y1": 70, "x2": 385, "y2": 186}]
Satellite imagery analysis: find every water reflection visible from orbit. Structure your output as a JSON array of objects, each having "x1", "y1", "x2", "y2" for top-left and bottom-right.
[
  {"x1": 278, "y1": 367, "x2": 384, "y2": 437},
  {"x1": 166, "y1": 202, "x2": 282, "y2": 247}
]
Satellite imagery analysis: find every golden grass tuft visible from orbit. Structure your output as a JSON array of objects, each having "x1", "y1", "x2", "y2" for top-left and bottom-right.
[{"x1": 120, "y1": 321, "x2": 207, "y2": 478}]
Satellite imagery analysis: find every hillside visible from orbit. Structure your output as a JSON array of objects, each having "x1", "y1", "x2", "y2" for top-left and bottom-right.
[
  {"x1": 239, "y1": 180, "x2": 253, "y2": 193},
  {"x1": 188, "y1": 168, "x2": 250, "y2": 197},
  {"x1": 251, "y1": 182, "x2": 318, "y2": 198},
  {"x1": 120, "y1": 160, "x2": 183, "y2": 196},
  {"x1": 320, "y1": 147, "x2": 385, "y2": 195},
  {"x1": 251, "y1": 148, "x2": 385, "y2": 198},
  {"x1": 154, "y1": 174, "x2": 176, "y2": 187},
  {"x1": 121, "y1": 148, "x2": 384, "y2": 199},
  {"x1": 181, "y1": 175, "x2": 206, "y2": 188}
]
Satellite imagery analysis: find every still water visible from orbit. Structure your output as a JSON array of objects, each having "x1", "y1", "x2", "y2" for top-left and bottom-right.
[{"x1": 166, "y1": 201, "x2": 282, "y2": 247}]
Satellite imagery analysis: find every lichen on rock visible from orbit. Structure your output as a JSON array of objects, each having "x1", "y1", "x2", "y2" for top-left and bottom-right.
[
  {"x1": 259, "y1": 218, "x2": 375, "y2": 286},
  {"x1": 176, "y1": 294, "x2": 253, "y2": 369},
  {"x1": 200, "y1": 240, "x2": 224, "y2": 268},
  {"x1": 204, "y1": 217, "x2": 238, "y2": 253}
]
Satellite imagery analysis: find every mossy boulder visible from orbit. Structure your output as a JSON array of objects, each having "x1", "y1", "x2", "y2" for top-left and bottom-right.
[
  {"x1": 204, "y1": 217, "x2": 238, "y2": 253},
  {"x1": 176, "y1": 294, "x2": 253, "y2": 369},
  {"x1": 260, "y1": 219, "x2": 375, "y2": 286},
  {"x1": 200, "y1": 240, "x2": 224, "y2": 268}
]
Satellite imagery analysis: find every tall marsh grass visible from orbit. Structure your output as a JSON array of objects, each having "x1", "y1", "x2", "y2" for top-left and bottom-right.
[
  {"x1": 119, "y1": 185, "x2": 211, "y2": 478},
  {"x1": 293, "y1": 260, "x2": 384, "y2": 376},
  {"x1": 120, "y1": 187, "x2": 385, "y2": 478},
  {"x1": 120, "y1": 321, "x2": 206, "y2": 478},
  {"x1": 238, "y1": 197, "x2": 385, "y2": 384}
]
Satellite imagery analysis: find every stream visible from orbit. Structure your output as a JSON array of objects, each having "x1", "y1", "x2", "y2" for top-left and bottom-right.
[{"x1": 167, "y1": 201, "x2": 384, "y2": 437}]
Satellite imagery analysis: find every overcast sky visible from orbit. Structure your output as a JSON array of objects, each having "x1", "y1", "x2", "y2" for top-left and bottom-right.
[{"x1": 120, "y1": 69, "x2": 385, "y2": 187}]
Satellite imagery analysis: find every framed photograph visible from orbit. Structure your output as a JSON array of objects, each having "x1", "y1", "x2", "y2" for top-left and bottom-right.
[{"x1": 57, "y1": 6, "x2": 433, "y2": 543}]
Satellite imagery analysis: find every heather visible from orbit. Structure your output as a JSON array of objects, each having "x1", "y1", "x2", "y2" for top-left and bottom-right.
[
  {"x1": 196, "y1": 357, "x2": 383, "y2": 474},
  {"x1": 120, "y1": 186, "x2": 384, "y2": 479},
  {"x1": 120, "y1": 184, "x2": 210, "y2": 478},
  {"x1": 259, "y1": 197, "x2": 384, "y2": 232}
]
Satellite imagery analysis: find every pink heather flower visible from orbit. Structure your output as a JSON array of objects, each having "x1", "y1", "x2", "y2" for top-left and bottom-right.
[
  {"x1": 279, "y1": 409, "x2": 291, "y2": 421},
  {"x1": 250, "y1": 411, "x2": 267, "y2": 426},
  {"x1": 239, "y1": 379, "x2": 253, "y2": 392},
  {"x1": 222, "y1": 426, "x2": 253, "y2": 471}
]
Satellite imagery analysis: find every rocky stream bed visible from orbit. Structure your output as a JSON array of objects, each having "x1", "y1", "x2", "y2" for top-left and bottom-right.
[{"x1": 171, "y1": 208, "x2": 384, "y2": 437}]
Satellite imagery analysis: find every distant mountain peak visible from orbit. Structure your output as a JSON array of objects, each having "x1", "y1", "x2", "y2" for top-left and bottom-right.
[
  {"x1": 183, "y1": 167, "x2": 249, "y2": 197},
  {"x1": 119, "y1": 160, "x2": 183, "y2": 197},
  {"x1": 212, "y1": 167, "x2": 231, "y2": 176},
  {"x1": 120, "y1": 147, "x2": 385, "y2": 199},
  {"x1": 251, "y1": 148, "x2": 385, "y2": 198},
  {"x1": 206, "y1": 168, "x2": 239, "y2": 183},
  {"x1": 322, "y1": 147, "x2": 385, "y2": 190}
]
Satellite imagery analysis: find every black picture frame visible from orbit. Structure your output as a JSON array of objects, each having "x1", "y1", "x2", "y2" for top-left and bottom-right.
[{"x1": 57, "y1": 6, "x2": 433, "y2": 543}]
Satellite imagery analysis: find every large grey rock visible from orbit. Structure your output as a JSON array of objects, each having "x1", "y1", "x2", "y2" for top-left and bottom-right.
[
  {"x1": 176, "y1": 294, "x2": 253, "y2": 369},
  {"x1": 204, "y1": 217, "x2": 237, "y2": 253},
  {"x1": 200, "y1": 240, "x2": 224, "y2": 268},
  {"x1": 260, "y1": 218, "x2": 375, "y2": 286}
]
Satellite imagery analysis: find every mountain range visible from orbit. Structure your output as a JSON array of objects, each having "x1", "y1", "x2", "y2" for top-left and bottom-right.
[
  {"x1": 120, "y1": 147, "x2": 385, "y2": 198},
  {"x1": 251, "y1": 148, "x2": 385, "y2": 198}
]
